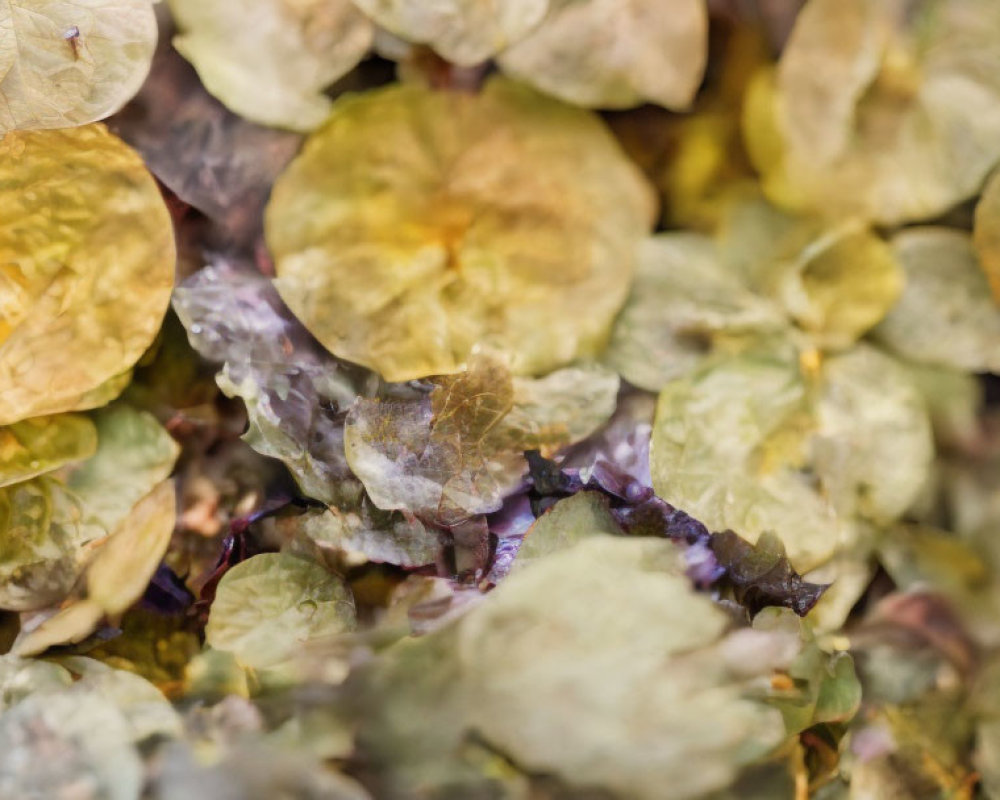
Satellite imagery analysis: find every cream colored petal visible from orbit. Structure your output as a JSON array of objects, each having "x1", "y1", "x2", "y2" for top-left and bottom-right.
[
  {"x1": 170, "y1": 0, "x2": 373, "y2": 131},
  {"x1": 498, "y1": 0, "x2": 708, "y2": 110},
  {"x1": 352, "y1": 0, "x2": 548, "y2": 66},
  {"x1": 0, "y1": 0, "x2": 156, "y2": 132}
]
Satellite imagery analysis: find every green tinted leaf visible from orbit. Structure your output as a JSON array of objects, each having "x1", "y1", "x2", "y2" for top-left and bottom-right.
[
  {"x1": 650, "y1": 353, "x2": 840, "y2": 572},
  {"x1": 266, "y1": 77, "x2": 655, "y2": 381},
  {"x1": 357, "y1": 536, "x2": 799, "y2": 798},
  {"x1": 170, "y1": 0, "x2": 373, "y2": 131},
  {"x1": 455, "y1": 537, "x2": 789, "y2": 799},
  {"x1": 515, "y1": 490, "x2": 621, "y2": 565},
  {"x1": 0, "y1": 478, "x2": 99, "y2": 611},
  {"x1": 285, "y1": 504, "x2": 441, "y2": 569},
  {"x1": 498, "y1": 0, "x2": 708, "y2": 110},
  {"x1": 0, "y1": 0, "x2": 157, "y2": 132},
  {"x1": 902, "y1": 361, "x2": 982, "y2": 449},
  {"x1": 755, "y1": 608, "x2": 861, "y2": 732},
  {"x1": 57, "y1": 657, "x2": 182, "y2": 742},
  {"x1": 503, "y1": 363, "x2": 620, "y2": 450},
  {"x1": 874, "y1": 228, "x2": 1000, "y2": 373},
  {"x1": 0, "y1": 414, "x2": 97, "y2": 488},
  {"x1": 205, "y1": 553, "x2": 356, "y2": 670},
  {"x1": 606, "y1": 233, "x2": 786, "y2": 391},
  {"x1": 813, "y1": 345, "x2": 933, "y2": 522},
  {"x1": 0, "y1": 689, "x2": 143, "y2": 800},
  {"x1": 0, "y1": 125, "x2": 175, "y2": 425},
  {"x1": 65, "y1": 404, "x2": 179, "y2": 532},
  {"x1": 0, "y1": 655, "x2": 72, "y2": 709},
  {"x1": 155, "y1": 740, "x2": 372, "y2": 800}
]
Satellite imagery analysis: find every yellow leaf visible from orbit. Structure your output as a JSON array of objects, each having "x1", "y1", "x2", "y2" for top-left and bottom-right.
[
  {"x1": 974, "y1": 169, "x2": 1000, "y2": 304},
  {"x1": 0, "y1": 0, "x2": 157, "y2": 132},
  {"x1": 0, "y1": 414, "x2": 97, "y2": 488},
  {"x1": 266, "y1": 78, "x2": 655, "y2": 381},
  {"x1": 170, "y1": 0, "x2": 373, "y2": 131},
  {"x1": 497, "y1": 0, "x2": 708, "y2": 110},
  {"x1": 12, "y1": 599, "x2": 104, "y2": 656},
  {"x1": 14, "y1": 479, "x2": 178, "y2": 654},
  {"x1": 0, "y1": 125, "x2": 175, "y2": 425},
  {"x1": 86, "y1": 479, "x2": 176, "y2": 615}
]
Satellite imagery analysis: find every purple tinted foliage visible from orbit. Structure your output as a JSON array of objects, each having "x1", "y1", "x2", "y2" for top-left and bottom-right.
[
  {"x1": 191, "y1": 496, "x2": 295, "y2": 626},
  {"x1": 484, "y1": 535, "x2": 524, "y2": 585},
  {"x1": 560, "y1": 390, "x2": 655, "y2": 488},
  {"x1": 173, "y1": 258, "x2": 376, "y2": 504},
  {"x1": 523, "y1": 451, "x2": 826, "y2": 617},
  {"x1": 110, "y1": 33, "x2": 302, "y2": 246},
  {"x1": 486, "y1": 493, "x2": 535, "y2": 539},
  {"x1": 141, "y1": 564, "x2": 196, "y2": 615},
  {"x1": 707, "y1": 531, "x2": 827, "y2": 616}
]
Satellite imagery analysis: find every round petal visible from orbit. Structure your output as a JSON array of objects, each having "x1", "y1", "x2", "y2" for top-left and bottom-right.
[
  {"x1": 169, "y1": 0, "x2": 373, "y2": 131},
  {"x1": 265, "y1": 78, "x2": 655, "y2": 380},
  {"x1": 874, "y1": 228, "x2": 1000, "y2": 373},
  {"x1": 0, "y1": 0, "x2": 157, "y2": 132},
  {"x1": 0, "y1": 125, "x2": 176, "y2": 425},
  {"x1": 352, "y1": 0, "x2": 549, "y2": 66},
  {"x1": 498, "y1": 0, "x2": 708, "y2": 110},
  {"x1": 745, "y1": 0, "x2": 1000, "y2": 224}
]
